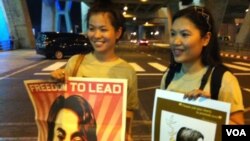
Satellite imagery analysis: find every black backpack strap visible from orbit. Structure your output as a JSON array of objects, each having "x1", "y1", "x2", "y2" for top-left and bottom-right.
[
  {"x1": 199, "y1": 66, "x2": 213, "y2": 90},
  {"x1": 164, "y1": 66, "x2": 176, "y2": 89},
  {"x1": 210, "y1": 65, "x2": 227, "y2": 100}
]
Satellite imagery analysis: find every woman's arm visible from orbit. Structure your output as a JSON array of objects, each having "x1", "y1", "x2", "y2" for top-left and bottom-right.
[
  {"x1": 126, "y1": 68, "x2": 138, "y2": 141},
  {"x1": 220, "y1": 72, "x2": 245, "y2": 125},
  {"x1": 230, "y1": 111, "x2": 245, "y2": 125},
  {"x1": 126, "y1": 110, "x2": 134, "y2": 141},
  {"x1": 50, "y1": 54, "x2": 80, "y2": 81}
]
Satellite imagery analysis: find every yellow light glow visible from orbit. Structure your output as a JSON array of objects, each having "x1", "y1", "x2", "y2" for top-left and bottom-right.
[
  {"x1": 143, "y1": 22, "x2": 154, "y2": 26},
  {"x1": 124, "y1": 13, "x2": 134, "y2": 18},
  {"x1": 124, "y1": 6, "x2": 128, "y2": 11}
]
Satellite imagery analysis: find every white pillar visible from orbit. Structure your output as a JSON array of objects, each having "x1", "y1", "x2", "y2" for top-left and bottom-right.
[
  {"x1": 81, "y1": 2, "x2": 89, "y2": 34},
  {"x1": 153, "y1": 8, "x2": 171, "y2": 43},
  {"x1": 55, "y1": 0, "x2": 72, "y2": 32},
  {"x1": 2, "y1": 0, "x2": 35, "y2": 49},
  {"x1": 0, "y1": 0, "x2": 10, "y2": 40},
  {"x1": 41, "y1": 0, "x2": 55, "y2": 32},
  {"x1": 138, "y1": 25, "x2": 145, "y2": 40},
  {"x1": 205, "y1": 0, "x2": 228, "y2": 32},
  {"x1": 236, "y1": 5, "x2": 250, "y2": 46}
]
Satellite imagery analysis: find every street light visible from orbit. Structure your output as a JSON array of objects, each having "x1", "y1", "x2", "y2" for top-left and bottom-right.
[
  {"x1": 124, "y1": 5, "x2": 128, "y2": 11},
  {"x1": 133, "y1": 17, "x2": 136, "y2": 21},
  {"x1": 154, "y1": 31, "x2": 159, "y2": 35}
]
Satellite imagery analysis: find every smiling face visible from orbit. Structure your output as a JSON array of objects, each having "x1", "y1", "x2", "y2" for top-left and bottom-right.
[
  {"x1": 53, "y1": 109, "x2": 86, "y2": 141},
  {"x1": 170, "y1": 17, "x2": 210, "y2": 64},
  {"x1": 87, "y1": 13, "x2": 122, "y2": 53}
]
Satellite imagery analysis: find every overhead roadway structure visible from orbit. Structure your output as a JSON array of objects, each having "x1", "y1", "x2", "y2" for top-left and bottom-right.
[{"x1": 0, "y1": 0, "x2": 249, "y2": 49}]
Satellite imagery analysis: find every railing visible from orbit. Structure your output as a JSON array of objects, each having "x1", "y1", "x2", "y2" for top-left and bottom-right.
[
  {"x1": 220, "y1": 41, "x2": 250, "y2": 56},
  {"x1": 0, "y1": 40, "x2": 12, "y2": 51}
]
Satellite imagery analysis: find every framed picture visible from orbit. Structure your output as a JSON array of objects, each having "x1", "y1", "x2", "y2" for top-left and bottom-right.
[{"x1": 152, "y1": 89, "x2": 231, "y2": 141}]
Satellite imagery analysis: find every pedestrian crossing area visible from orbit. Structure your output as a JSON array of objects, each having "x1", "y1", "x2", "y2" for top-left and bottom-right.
[
  {"x1": 129, "y1": 63, "x2": 146, "y2": 72},
  {"x1": 42, "y1": 62, "x2": 66, "y2": 71},
  {"x1": 34, "y1": 61, "x2": 250, "y2": 76},
  {"x1": 223, "y1": 62, "x2": 250, "y2": 76},
  {"x1": 34, "y1": 61, "x2": 168, "y2": 76},
  {"x1": 224, "y1": 62, "x2": 250, "y2": 71}
]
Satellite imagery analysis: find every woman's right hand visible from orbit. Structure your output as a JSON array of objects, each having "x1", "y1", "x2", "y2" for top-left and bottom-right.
[{"x1": 51, "y1": 69, "x2": 67, "y2": 81}]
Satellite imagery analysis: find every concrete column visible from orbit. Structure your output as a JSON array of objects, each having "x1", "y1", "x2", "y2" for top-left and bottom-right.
[
  {"x1": 138, "y1": 25, "x2": 145, "y2": 40},
  {"x1": 2, "y1": 0, "x2": 35, "y2": 49},
  {"x1": 81, "y1": 2, "x2": 89, "y2": 33},
  {"x1": 166, "y1": 0, "x2": 179, "y2": 42},
  {"x1": 164, "y1": 8, "x2": 171, "y2": 43},
  {"x1": 0, "y1": 0, "x2": 11, "y2": 50},
  {"x1": 164, "y1": 19, "x2": 169, "y2": 43},
  {"x1": 153, "y1": 8, "x2": 171, "y2": 43},
  {"x1": 41, "y1": 0, "x2": 55, "y2": 32},
  {"x1": 167, "y1": 0, "x2": 179, "y2": 18},
  {"x1": 204, "y1": 0, "x2": 228, "y2": 32},
  {"x1": 236, "y1": 5, "x2": 250, "y2": 46}
]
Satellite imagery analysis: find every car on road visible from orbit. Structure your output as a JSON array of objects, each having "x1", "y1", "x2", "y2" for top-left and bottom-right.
[
  {"x1": 35, "y1": 32, "x2": 93, "y2": 59},
  {"x1": 139, "y1": 39, "x2": 149, "y2": 46},
  {"x1": 130, "y1": 39, "x2": 137, "y2": 44}
]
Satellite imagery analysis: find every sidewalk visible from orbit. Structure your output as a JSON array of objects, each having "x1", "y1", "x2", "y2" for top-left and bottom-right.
[{"x1": 0, "y1": 49, "x2": 44, "y2": 75}]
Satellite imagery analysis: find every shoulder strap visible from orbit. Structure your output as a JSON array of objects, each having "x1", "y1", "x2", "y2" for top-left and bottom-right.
[
  {"x1": 210, "y1": 65, "x2": 227, "y2": 100},
  {"x1": 72, "y1": 54, "x2": 85, "y2": 77},
  {"x1": 199, "y1": 66, "x2": 213, "y2": 90},
  {"x1": 164, "y1": 66, "x2": 176, "y2": 89}
]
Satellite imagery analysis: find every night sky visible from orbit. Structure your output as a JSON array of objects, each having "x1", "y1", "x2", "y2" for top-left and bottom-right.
[{"x1": 27, "y1": 0, "x2": 81, "y2": 32}]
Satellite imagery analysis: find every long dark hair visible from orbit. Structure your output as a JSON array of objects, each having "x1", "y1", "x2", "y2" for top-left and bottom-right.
[
  {"x1": 86, "y1": 0, "x2": 126, "y2": 41},
  {"x1": 47, "y1": 95, "x2": 97, "y2": 141},
  {"x1": 170, "y1": 6, "x2": 222, "y2": 71}
]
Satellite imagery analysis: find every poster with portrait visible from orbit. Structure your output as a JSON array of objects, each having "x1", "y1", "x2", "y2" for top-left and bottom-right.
[
  {"x1": 152, "y1": 89, "x2": 231, "y2": 141},
  {"x1": 24, "y1": 77, "x2": 127, "y2": 141}
]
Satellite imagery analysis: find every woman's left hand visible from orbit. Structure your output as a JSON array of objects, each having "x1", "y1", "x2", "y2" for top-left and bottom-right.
[{"x1": 184, "y1": 89, "x2": 210, "y2": 100}]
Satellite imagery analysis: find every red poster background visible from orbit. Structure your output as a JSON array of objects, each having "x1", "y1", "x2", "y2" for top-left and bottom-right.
[{"x1": 24, "y1": 77, "x2": 127, "y2": 141}]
